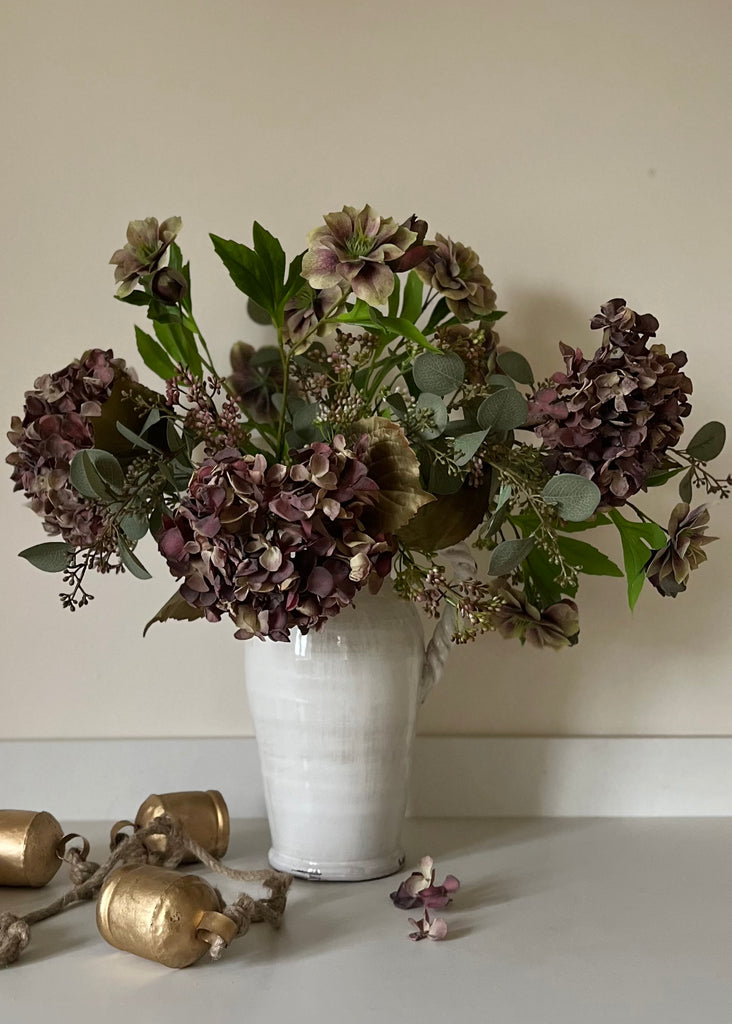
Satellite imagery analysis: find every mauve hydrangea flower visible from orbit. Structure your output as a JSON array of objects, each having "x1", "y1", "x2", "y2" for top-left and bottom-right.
[
  {"x1": 390, "y1": 855, "x2": 460, "y2": 910},
  {"x1": 528, "y1": 301, "x2": 692, "y2": 505},
  {"x1": 157, "y1": 437, "x2": 394, "y2": 641},
  {"x1": 110, "y1": 216, "x2": 182, "y2": 298},
  {"x1": 302, "y1": 205, "x2": 417, "y2": 306},
  {"x1": 416, "y1": 234, "x2": 497, "y2": 321},
  {"x1": 7, "y1": 349, "x2": 134, "y2": 547},
  {"x1": 408, "y1": 910, "x2": 448, "y2": 942},
  {"x1": 645, "y1": 502, "x2": 716, "y2": 597}
]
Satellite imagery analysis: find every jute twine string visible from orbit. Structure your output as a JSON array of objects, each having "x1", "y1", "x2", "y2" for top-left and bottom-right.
[{"x1": 0, "y1": 814, "x2": 292, "y2": 967}]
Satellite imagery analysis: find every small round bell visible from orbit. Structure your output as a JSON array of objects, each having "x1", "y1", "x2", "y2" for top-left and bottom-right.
[
  {"x1": 0, "y1": 810, "x2": 64, "y2": 887},
  {"x1": 96, "y1": 863, "x2": 238, "y2": 968},
  {"x1": 134, "y1": 790, "x2": 229, "y2": 863}
]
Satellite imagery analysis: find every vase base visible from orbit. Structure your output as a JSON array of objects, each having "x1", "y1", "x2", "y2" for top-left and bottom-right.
[{"x1": 267, "y1": 847, "x2": 406, "y2": 882}]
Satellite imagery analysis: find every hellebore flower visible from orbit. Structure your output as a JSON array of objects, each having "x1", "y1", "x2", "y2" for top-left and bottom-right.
[
  {"x1": 7, "y1": 349, "x2": 135, "y2": 547},
  {"x1": 416, "y1": 234, "x2": 497, "y2": 321},
  {"x1": 408, "y1": 910, "x2": 448, "y2": 942},
  {"x1": 490, "y1": 585, "x2": 580, "y2": 649},
  {"x1": 302, "y1": 205, "x2": 417, "y2": 306},
  {"x1": 528, "y1": 301, "x2": 692, "y2": 505},
  {"x1": 110, "y1": 216, "x2": 182, "y2": 297},
  {"x1": 390, "y1": 855, "x2": 460, "y2": 910},
  {"x1": 283, "y1": 283, "x2": 343, "y2": 346},
  {"x1": 646, "y1": 502, "x2": 716, "y2": 596}
]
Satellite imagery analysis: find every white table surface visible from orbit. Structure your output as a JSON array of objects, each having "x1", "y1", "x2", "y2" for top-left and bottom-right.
[{"x1": 2, "y1": 818, "x2": 731, "y2": 1023}]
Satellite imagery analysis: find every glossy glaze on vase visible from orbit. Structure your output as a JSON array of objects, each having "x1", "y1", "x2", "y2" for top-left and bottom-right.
[{"x1": 244, "y1": 586, "x2": 425, "y2": 881}]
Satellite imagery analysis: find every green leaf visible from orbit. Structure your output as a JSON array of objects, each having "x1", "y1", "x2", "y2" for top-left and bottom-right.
[
  {"x1": 167, "y1": 241, "x2": 183, "y2": 272},
  {"x1": 247, "y1": 298, "x2": 272, "y2": 325},
  {"x1": 398, "y1": 479, "x2": 492, "y2": 551},
  {"x1": 489, "y1": 537, "x2": 535, "y2": 576},
  {"x1": 154, "y1": 321, "x2": 202, "y2": 378},
  {"x1": 477, "y1": 389, "x2": 528, "y2": 433},
  {"x1": 487, "y1": 374, "x2": 516, "y2": 390},
  {"x1": 116, "y1": 421, "x2": 158, "y2": 453},
  {"x1": 497, "y1": 350, "x2": 534, "y2": 385},
  {"x1": 542, "y1": 474, "x2": 601, "y2": 522},
  {"x1": 484, "y1": 501, "x2": 511, "y2": 539},
  {"x1": 400, "y1": 271, "x2": 423, "y2": 324},
  {"x1": 120, "y1": 513, "x2": 149, "y2": 542},
  {"x1": 685, "y1": 421, "x2": 726, "y2": 462},
  {"x1": 292, "y1": 402, "x2": 320, "y2": 439},
  {"x1": 453, "y1": 430, "x2": 487, "y2": 466},
  {"x1": 385, "y1": 393, "x2": 408, "y2": 418},
  {"x1": 428, "y1": 460, "x2": 465, "y2": 495},
  {"x1": 415, "y1": 393, "x2": 448, "y2": 440},
  {"x1": 210, "y1": 234, "x2": 271, "y2": 313},
  {"x1": 70, "y1": 449, "x2": 124, "y2": 500},
  {"x1": 412, "y1": 352, "x2": 465, "y2": 396},
  {"x1": 424, "y1": 297, "x2": 450, "y2": 334},
  {"x1": 388, "y1": 273, "x2": 401, "y2": 318},
  {"x1": 116, "y1": 291, "x2": 150, "y2": 307},
  {"x1": 135, "y1": 326, "x2": 177, "y2": 380},
  {"x1": 608, "y1": 509, "x2": 664, "y2": 609},
  {"x1": 117, "y1": 534, "x2": 152, "y2": 580},
  {"x1": 378, "y1": 315, "x2": 438, "y2": 352},
  {"x1": 557, "y1": 537, "x2": 623, "y2": 577},
  {"x1": 143, "y1": 590, "x2": 205, "y2": 637},
  {"x1": 19, "y1": 542, "x2": 74, "y2": 573},
  {"x1": 281, "y1": 252, "x2": 305, "y2": 307},
  {"x1": 679, "y1": 467, "x2": 693, "y2": 503},
  {"x1": 147, "y1": 296, "x2": 183, "y2": 324},
  {"x1": 645, "y1": 465, "x2": 685, "y2": 487},
  {"x1": 252, "y1": 221, "x2": 286, "y2": 297},
  {"x1": 524, "y1": 546, "x2": 567, "y2": 606}
]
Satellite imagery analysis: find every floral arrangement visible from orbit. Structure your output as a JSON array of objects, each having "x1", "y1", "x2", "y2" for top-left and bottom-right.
[{"x1": 8, "y1": 206, "x2": 729, "y2": 647}]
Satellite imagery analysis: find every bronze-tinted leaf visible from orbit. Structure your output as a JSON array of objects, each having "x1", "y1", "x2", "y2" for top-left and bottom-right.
[
  {"x1": 143, "y1": 590, "x2": 205, "y2": 637},
  {"x1": 398, "y1": 479, "x2": 492, "y2": 552},
  {"x1": 352, "y1": 417, "x2": 434, "y2": 535}
]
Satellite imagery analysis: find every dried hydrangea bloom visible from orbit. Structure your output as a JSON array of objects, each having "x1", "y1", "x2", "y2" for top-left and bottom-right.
[
  {"x1": 528, "y1": 302, "x2": 692, "y2": 505},
  {"x1": 158, "y1": 437, "x2": 394, "y2": 641},
  {"x1": 416, "y1": 234, "x2": 497, "y2": 321},
  {"x1": 110, "y1": 216, "x2": 182, "y2": 298},
  {"x1": 7, "y1": 349, "x2": 134, "y2": 547},
  {"x1": 390, "y1": 855, "x2": 460, "y2": 910},
  {"x1": 408, "y1": 910, "x2": 448, "y2": 941},
  {"x1": 302, "y1": 205, "x2": 417, "y2": 306},
  {"x1": 490, "y1": 584, "x2": 579, "y2": 649},
  {"x1": 646, "y1": 503, "x2": 716, "y2": 597}
]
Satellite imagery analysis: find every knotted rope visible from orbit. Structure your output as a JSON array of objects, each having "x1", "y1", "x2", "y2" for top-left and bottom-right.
[
  {"x1": 420, "y1": 542, "x2": 478, "y2": 704},
  {"x1": 0, "y1": 815, "x2": 291, "y2": 967}
]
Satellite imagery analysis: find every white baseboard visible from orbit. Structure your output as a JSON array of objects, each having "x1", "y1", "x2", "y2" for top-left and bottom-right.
[{"x1": 1, "y1": 736, "x2": 731, "y2": 820}]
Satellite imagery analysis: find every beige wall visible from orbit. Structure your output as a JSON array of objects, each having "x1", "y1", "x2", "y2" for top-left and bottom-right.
[{"x1": 2, "y1": 0, "x2": 731, "y2": 739}]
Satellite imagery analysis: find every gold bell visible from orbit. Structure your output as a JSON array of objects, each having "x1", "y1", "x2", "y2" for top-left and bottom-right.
[
  {"x1": 0, "y1": 810, "x2": 64, "y2": 887},
  {"x1": 96, "y1": 863, "x2": 238, "y2": 968},
  {"x1": 134, "y1": 790, "x2": 230, "y2": 864}
]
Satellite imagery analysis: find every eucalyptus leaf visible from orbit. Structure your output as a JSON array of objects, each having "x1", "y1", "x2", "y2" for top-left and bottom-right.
[
  {"x1": 497, "y1": 350, "x2": 534, "y2": 385},
  {"x1": 487, "y1": 374, "x2": 516, "y2": 390},
  {"x1": 679, "y1": 467, "x2": 693, "y2": 503},
  {"x1": 19, "y1": 542, "x2": 74, "y2": 573},
  {"x1": 542, "y1": 474, "x2": 601, "y2": 522},
  {"x1": 385, "y1": 393, "x2": 408, "y2": 418},
  {"x1": 117, "y1": 534, "x2": 152, "y2": 580},
  {"x1": 453, "y1": 430, "x2": 487, "y2": 466},
  {"x1": 428, "y1": 460, "x2": 465, "y2": 495},
  {"x1": 415, "y1": 393, "x2": 448, "y2": 440},
  {"x1": 120, "y1": 513, "x2": 149, "y2": 542},
  {"x1": 685, "y1": 421, "x2": 726, "y2": 462},
  {"x1": 412, "y1": 352, "x2": 465, "y2": 396},
  {"x1": 489, "y1": 537, "x2": 535, "y2": 576},
  {"x1": 477, "y1": 389, "x2": 528, "y2": 433},
  {"x1": 70, "y1": 449, "x2": 124, "y2": 500}
]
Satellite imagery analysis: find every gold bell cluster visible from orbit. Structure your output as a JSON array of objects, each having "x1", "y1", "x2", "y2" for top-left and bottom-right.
[{"x1": 0, "y1": 790, "x2": 291, "y2": 969}]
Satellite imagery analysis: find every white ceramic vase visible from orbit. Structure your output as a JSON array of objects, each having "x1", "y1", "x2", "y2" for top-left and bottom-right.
[{"x1": 244, "y1": 546, "x2": 473, "y2": 882}]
